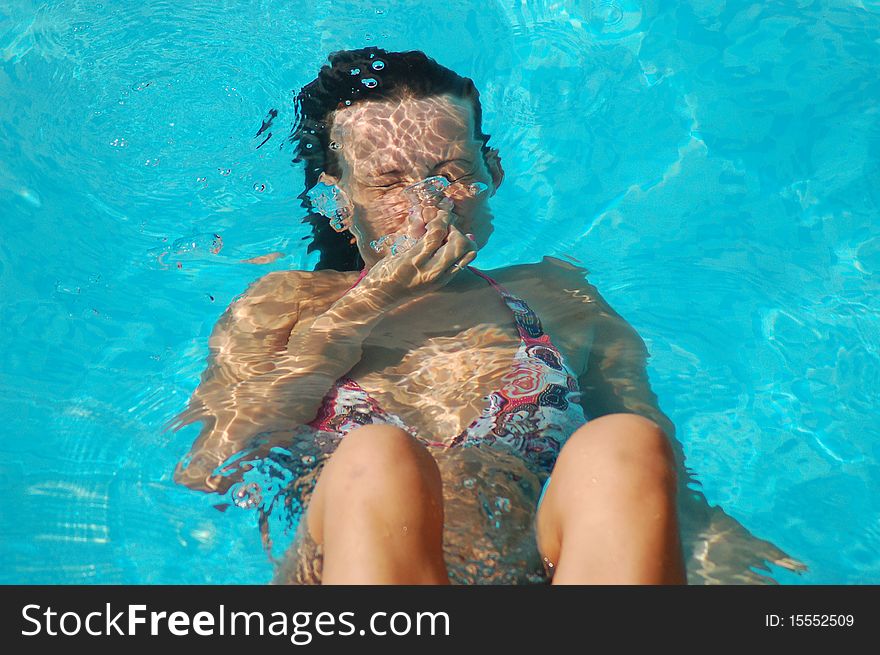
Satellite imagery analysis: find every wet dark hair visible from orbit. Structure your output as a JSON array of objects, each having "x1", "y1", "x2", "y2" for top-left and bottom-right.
[{"x1": 291, "y1": 47, "x2": 491, "y2": 271}]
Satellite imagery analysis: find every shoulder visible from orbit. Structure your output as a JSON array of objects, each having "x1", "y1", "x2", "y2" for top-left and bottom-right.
[
  {"x1": 536, "y1": 254, "x2": 590, "y2": 275},
  {"x1": 485, "y1": 256, "x2": 601, "y2": 375},
  {"x1": 482, "y1": 256, "x2": 647, "y2": 364},
  {"x1": 226, "y1": 268, "x2": 355, "y2": 330},
  {"x1": 488, "y1": 254, "x2": 588, "y2": 281},
  {"x1": 488, "y1": 255, "x2": 599, "y2": 305},
  {"x1": 242, "y1": 268, "x2": 354, "y2": 298}
]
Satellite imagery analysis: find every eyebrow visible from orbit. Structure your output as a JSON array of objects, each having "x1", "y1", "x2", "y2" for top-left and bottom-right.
[
  {"x1": 432, "y1": 158, "x2": 473, "y2": 171},
  {"x1": 372, "y1": 168, "x2": 404, "y2": 178}
]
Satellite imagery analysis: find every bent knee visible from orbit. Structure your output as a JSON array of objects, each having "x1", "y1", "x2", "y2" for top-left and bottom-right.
[
  {"x1": 307, "y1": 424, "x2": 442, "y2": 543},
  {"x1": 558, "y1": 413, "x2": 678, "y2": 487},
  {"x1": 322, "y1": 423, "x2": 441, "y2": 494},
  {"x1": 334, "y1": 424, "x2": 421, "y2": 462}
]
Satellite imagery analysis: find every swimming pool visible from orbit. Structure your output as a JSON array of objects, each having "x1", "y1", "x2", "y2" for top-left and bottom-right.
[{"x1": 1, "y1": 0, "x2": 878, "y2": 584}]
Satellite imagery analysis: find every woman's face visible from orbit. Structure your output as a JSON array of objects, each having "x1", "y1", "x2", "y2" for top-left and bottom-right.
[{"x1": 323, "y1": 93, "x2": 504, "y2": 267}]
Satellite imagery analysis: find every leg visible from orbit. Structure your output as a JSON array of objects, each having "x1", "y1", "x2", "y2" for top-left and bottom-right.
[
  {"x1": 536, "y1": 413, "x2": 687, "y2": 584},
  {"x1": 305, "y1": 424, "x2": 449, "y2": 584}
]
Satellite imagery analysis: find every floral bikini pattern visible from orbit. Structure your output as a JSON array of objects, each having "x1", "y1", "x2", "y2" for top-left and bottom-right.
[
  {"x1": 445, "y1": 273, "x2": 585, "y2": 475},
  {"x1": 308, "y1": 378, "x2": 420, "y2": 439},
  {"x1": 306, "y1": 267, "x2": 586, "y2": 477}
]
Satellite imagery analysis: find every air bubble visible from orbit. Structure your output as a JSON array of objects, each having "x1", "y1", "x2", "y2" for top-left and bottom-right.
[
  {"x1": 344, "y1": 100, "x2": 352, "y2": 105},
  {"x1": 467, "y1": 181, "x2": 489, "y2": 197},
  {"x1": 329, "y1": 141, "x2": 342, "y2": 150},
  {"x1": 232, "y1": 482, "x2": 263, "y2": 509},
  {"x1": 594, "y1": 0, "x2": 624, "y2": 25},
  {"x1": 171, "y1": 233, "x2": 223, "y2": 255},
  {"x1": 145, "y1": 233, "x2": 217, "y2": 268},
  {"x1": 371, "y1": 60, "x2": 385, "y2": 71},
  {"x1": 109, "y1": 137, "x2": 127, "y2": 148},
  {"x1": 54, "y1": 281, "x2": 81, "y2": 296},
  {"x1": 350, "y1": 67, "x2": 360, "y2": 75},
  {"x1": 301, "y1": 454, "x2": 316, "y2": 466},
  {"x1": 219, "y1": 167, "x2": 231, "y2": 176},
  {"x1": 253, "y1": 183, "x2": 266, "y2": 192},
  {"x1": 361, "y1": 78, "x2": 378, "y2": 89},
  {"x1": 463, "y1": 478, "x2": 476, "y2": 489},
  {"x1": 305, "y1": 143, "x2": 313, "y2": 149}
]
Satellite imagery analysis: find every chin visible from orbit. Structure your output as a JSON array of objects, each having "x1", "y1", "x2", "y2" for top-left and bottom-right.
[{"x1": 473, "y1": 224, "x2": 493, "y2": 251}]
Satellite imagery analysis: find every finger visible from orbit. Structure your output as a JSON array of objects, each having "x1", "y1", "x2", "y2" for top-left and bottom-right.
[
  {"x1": 447, "y1": 249, "x2": 477, "y2": 275},
  {"x1": 418, "y1": 207, "x2": 452, "y2": 231},
  {"x1": 429, "y1": 219, "x2": 466, "y2": 260},
  {"x1": 406, "y1": 212, "x2": 427, "y2": 239},
  {"x1": 399, "y1": 194, "x2": 449, "y2": 244},
  {"x1": 430, "y1": 227, "x2": 474, "y2": 269},
  {"x1": 417, "y1": 197, "x2": 455, "y2": 226},
  {"x1": 405, "y1": 203, "x2": 428, "y2": 239},
  {"x1": 442, "y1": 222, "x2": 475, "y2": 249},
  {"x1": 412, "y1": 211, "x2": 453, "y2": 266}
]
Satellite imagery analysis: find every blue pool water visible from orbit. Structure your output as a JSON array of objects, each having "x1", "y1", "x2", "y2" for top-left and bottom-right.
[{"x1": 1, "y1": 0, "x2": 878, "y2": 584}]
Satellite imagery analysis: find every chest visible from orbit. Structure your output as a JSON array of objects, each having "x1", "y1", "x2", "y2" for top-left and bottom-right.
[{"x1": 344, "y1": 272, "x2": 594, "y2": 437}]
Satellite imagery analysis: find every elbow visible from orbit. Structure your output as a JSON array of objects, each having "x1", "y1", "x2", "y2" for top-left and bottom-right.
[{"x1": 172, "y1": 455, "x2": 228, "y2": 494}]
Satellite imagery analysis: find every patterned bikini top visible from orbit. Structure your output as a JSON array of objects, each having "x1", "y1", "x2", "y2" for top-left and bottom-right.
[{"x1": 306, "y1": 265, "x2": 587, "y2": 477}]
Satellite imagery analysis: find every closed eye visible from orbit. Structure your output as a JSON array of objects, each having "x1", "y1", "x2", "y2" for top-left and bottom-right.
[{"x1": 444, "y1": 170, "x2": 473, "y2": 183}]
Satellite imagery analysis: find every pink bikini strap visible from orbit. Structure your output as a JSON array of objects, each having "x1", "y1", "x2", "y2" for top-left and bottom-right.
[
  {"x1": 346, "y1": 267, "x2": 369, "y2": 292},
  {"x1": 466, "y1": 265, "x2": 514, "y2": 297}
]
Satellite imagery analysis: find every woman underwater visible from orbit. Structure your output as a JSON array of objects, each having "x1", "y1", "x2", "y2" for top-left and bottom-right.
[{"x1": 169, "y1": 47, "x2": 805, "y2": 585}]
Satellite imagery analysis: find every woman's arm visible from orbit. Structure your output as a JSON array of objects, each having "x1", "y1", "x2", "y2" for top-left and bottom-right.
[
  {"x1": 575, "y1": 295, "x2": 686, "y2": 471},
  {"x1": 535, "y1": 256, "x2": 806, "y2": 580},
  {"x1": 561, "y1": 262, "x2": 806, "y2": 580},
  {"x1": 537, "y1": 256, "x2": 679, "y2": 454},
  {"x1": 169, "y1": 270, "x2": 392, "y2": 492}
]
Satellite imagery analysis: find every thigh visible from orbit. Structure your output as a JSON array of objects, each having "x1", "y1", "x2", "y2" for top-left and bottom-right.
[
  {"x1": 273, "y1": 514, "x2": 325, "y2": 585},
  {"x1": 432, "y1": 444, "x2": 550, "y2": 584},
  {"x1": 276, "y1": 424, "x2": 424, "y2": 584},
  {"x1": 535, "y1": 414, "x2": 676, "y2": 562}
]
